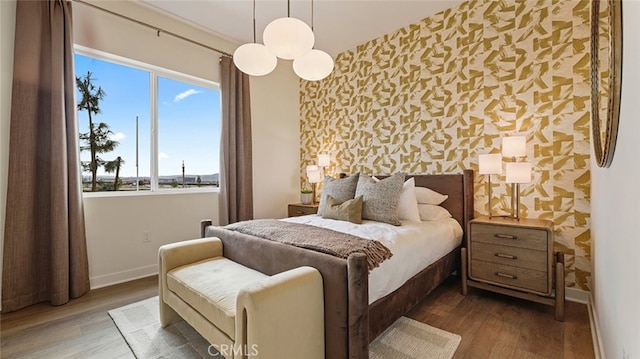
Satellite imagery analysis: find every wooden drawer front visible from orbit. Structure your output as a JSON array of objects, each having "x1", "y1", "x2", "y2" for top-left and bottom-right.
[
  {"x1": 470, "y1": 260, "x2": 549, "y2": 294},
  {"x1": 471, "y1": 242, "x2": 547, "y2": 271},
  {"x1": 471, "y1": 223, "x2": 548, "y2": 251},
  {"x1": 288, "y1": 205, "x2": 317, "y2": 217}
]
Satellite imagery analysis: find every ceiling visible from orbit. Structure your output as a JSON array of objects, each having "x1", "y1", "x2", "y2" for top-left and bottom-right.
[{"x1": 141, "y1": 0, "x2": 463, "y2": 58}]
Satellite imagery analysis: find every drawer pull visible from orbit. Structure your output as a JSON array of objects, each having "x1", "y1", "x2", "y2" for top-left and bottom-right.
[
  {"x1": 494, "y1": 234, "x2": 518, "y2": 240},
  {"x1": 495, "y1": 272, "x2": 517, "y2": 280},
  {"x1": 495, "y1": 253, "x2": 517, "y2": 260},
  {"x1": 295, "y1": 211, "x2": 304, "y2": 214}
]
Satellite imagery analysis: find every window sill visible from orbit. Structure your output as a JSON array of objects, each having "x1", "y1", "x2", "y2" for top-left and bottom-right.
[{"x1": 82, "y1": 187, "x2": 219, "y2": 199}]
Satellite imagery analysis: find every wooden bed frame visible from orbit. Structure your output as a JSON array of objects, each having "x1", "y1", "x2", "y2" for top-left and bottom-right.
[{"x1": 200, "y1": 170, "x2": 474, "y2": 359}]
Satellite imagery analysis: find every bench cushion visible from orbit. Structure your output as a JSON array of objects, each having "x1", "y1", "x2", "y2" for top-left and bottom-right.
[{"x1": 167, "y1": 257, "x2": 268, "y2": 340}]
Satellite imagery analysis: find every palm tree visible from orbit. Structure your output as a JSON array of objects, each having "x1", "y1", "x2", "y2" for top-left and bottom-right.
[
  {"x1": 104, "y1": 156, "x2": 125, "y2": 191},
  {"x1": 76, "y1": 72, "x2": 120, "y2": 191}
]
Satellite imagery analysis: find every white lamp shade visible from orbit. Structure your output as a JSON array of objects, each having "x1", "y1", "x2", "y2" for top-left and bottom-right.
[
  {"x1": 307, "y1": 169, "x2": 322, "y2": 184},
  {"x1": 293, "y1": 49, "x2": 334, "y2": 81},
  {"x1": 478, "y1": 154, "x2": 502, "y2": 175},
  {"x1": 502, "y1": 136, "x2": 527, "y2": 157},
  {"x1": 263, "y1": 17, "x2": 315, "y2": 60},
  {"x1": 317, "y1": 153, "x2": 331, "y2": 167},
  {"x1": 506, "y1": 162, "x2": 532, "y2": 183},
  {"x1": 233, "y1": 43, "x2": 277, "y2": 76},
  {"x1": 306, "y1": 165, "x2": 318, "y2": 176}
]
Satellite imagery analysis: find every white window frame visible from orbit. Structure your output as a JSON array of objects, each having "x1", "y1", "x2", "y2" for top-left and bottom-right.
[{"x1": 74, "y1": 45, "x2": 221, "y2": 197}]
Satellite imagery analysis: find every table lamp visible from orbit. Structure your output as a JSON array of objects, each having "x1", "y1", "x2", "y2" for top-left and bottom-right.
[
  {"x1": 479, "y1": 153, "x2": 502, "y2": 218},
  {"x1": 506, "y1": 162, "x2": 532, "y2": 221}
]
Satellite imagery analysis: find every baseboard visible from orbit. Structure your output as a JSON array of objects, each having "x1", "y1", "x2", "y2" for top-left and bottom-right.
[
  {"x1": 565, "y1": 287, "x2": 602, "y2": 358},
  {"x1": 90, "y1": 264, "x2": 158, "y2": 289},
  {"x1": 587, "y1": 293, "x2": 605, "y2": 359},
  {"x1": 565, "y1": 287, "x2": 590, "y2": 304}
]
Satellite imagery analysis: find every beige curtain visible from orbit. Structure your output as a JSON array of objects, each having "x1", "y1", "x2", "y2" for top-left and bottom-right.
[
  {"x1": 219, "y1": 56, "x2": 253, "y2": 225},
  {"x1": 2, "y1": 0, "x2": 89, "y2": 312}
]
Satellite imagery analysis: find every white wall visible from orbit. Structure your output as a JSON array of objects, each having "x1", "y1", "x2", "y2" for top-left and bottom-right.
[
  {"x1": 591, "y1": 2, "x2": 640, "y2": 358},
  {"x1": 84, "y1": 192, "x2": 218, "y2": 288},
  {"x1": 0, "y1": 0, "x2": 300, "y2": 291},
  {"x1": 0, "y1": 0, "x2": 17, "y2": 309},
  {"x1": 251, "y1": 61, "x2": 301, "y2": 219}
]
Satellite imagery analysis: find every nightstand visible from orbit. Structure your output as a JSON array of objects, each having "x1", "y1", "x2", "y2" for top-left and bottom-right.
[
  {"x1": 287, "y1": 203, "x2": 319, "y2": 217},
  {"x1": 461, "y1": 216, "x2": 565, "y2": 321}
]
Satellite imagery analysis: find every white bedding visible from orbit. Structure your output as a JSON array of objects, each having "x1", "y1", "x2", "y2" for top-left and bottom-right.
[{"x1": 282, "y1": 215, "x2": 463, "y2": 304}]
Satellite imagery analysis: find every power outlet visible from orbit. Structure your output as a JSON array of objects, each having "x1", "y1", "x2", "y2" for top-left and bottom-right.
[{"x1": 143, "y1": 231, "x2": 151, "y2": 242}]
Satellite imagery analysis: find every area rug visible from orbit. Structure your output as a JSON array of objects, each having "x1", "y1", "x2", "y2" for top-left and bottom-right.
[{"x1": 109, "y1": 296, "x2": 461, "y2": 359}]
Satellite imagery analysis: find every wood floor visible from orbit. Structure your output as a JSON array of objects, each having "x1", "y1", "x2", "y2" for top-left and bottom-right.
[{"x1": 0, "y1": 275, "x2": 594, "y2": 358}]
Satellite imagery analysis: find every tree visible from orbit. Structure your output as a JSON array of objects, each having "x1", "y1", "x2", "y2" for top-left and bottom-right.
[
  {"x1": 104, "y1": 156, "x2": 125, "y2": 191},
  {"x1": 196, "y1": 175, "x2": 202, "y2": 187},
  {"x1": 170, "y1": 179, "x2": 179, "y2": 188},
  {"x1": 76, "y1": 71, "x2": 121, "y2": 191}
]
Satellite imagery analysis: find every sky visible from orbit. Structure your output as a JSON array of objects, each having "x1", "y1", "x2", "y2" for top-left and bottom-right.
[{"x1": 74, "y1": 54, "x2": 221, "y2": 178}]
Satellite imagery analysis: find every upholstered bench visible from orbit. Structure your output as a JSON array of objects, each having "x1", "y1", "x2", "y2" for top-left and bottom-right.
[{"x1": 159, "y1": 237, "x2": 324, "y2": 359}]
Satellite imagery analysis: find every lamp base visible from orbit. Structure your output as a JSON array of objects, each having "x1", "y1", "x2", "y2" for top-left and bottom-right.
[{"x1": 510, "y1": 183, "x2": 521, "y2": 221}]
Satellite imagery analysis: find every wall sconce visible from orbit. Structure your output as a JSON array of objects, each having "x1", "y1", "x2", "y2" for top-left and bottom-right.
[
  {"x1": 506, "y1": 162, "x2": 532, "y2": 221},
  {"x1": 478, "y1": 153, "x2": 502, "y2": 218}
]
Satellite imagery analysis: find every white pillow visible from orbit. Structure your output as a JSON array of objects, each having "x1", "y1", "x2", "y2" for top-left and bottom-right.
[
  {"x1": 372, "y1": 176, "x2": 421, "y2": 222},
  {"x1": 418, "y1": 204, "x2": 452, "y2": 221},
  {"x1": 415, "y1": 186, "x2": 448, "y2": 205},
  {"x1": 398, "y1": 178, "x2": 421, "y2": 222}
]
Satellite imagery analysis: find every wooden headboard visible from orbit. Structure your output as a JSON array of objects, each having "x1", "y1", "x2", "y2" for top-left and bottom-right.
[{"x1": 377, "y1": 170, "x2": 474, "y2": 245}]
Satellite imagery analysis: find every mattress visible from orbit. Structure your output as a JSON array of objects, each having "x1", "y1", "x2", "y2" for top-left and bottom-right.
[{"x1": 283, "y1": 215, "x2": 463, "y2": 303}]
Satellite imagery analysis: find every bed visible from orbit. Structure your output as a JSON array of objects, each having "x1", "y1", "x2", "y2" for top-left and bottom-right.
[{"x1": 200, "y1": 170, "x2": 474, "y2": 359}]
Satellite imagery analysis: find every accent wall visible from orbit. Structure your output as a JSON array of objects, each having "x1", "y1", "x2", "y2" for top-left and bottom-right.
[{"x1": 300, "y1": 0, "x2": 592, "y2": 290}]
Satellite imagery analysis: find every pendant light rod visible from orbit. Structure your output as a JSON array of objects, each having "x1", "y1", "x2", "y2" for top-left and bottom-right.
[
  {"x1": 288, "y1": 0, "x2": 291, "y2": 17},
  {"x1": 233, "y1": 0, "x2": 277, "y2": 76},
  {"x1": 311, "y1": 0, "x2": 314, "y2": 31},
  {"x1": 252, "y1": 0, "x2": 256, "y2": 43}
]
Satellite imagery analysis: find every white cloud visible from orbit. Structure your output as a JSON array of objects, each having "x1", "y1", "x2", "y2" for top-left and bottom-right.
[
  {"x1": 173, "y1": 89, "x2": 201, "y2": 103},
  {"x1": 110, "y1": 132, "x2": 126, "y2": 141},
  {"x1": 159, "y1": 152, "x2": 169, "y2": 160}
]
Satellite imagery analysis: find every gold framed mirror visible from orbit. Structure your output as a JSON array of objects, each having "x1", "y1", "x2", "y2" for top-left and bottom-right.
[{"x1": 591, "y1": 0, "x2": 623, "y2": 168}]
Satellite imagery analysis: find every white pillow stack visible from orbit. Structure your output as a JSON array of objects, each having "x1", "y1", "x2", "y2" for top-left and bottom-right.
[{"x1": 414, "y1": 186, "x2": 452, "y2": 221}]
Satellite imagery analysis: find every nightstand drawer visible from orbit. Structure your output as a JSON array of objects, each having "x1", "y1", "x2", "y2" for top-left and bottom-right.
[
  {"x1": 471, "y1": 242, "x2": 547, "y2": 271},
  {"x1": 288, "y1": 204, "x2": 318, "y2": 217},
  {"x1": 470, "y1": 260, "x2": 549, "y2": 294},
  {"x1": 470, "y1": 223, "x2": 548, "y2": 251}
]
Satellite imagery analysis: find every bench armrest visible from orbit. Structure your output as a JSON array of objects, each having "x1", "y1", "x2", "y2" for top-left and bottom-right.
[
  {"x1": 158, "y1": 237, "x2": 223, "y2": 326},
  {"x1": 159, "y1": 237, "x2": 222, "y2": 274},
  {"x1": 235, "y1": 266, "x2": 324, "y2": 359}
]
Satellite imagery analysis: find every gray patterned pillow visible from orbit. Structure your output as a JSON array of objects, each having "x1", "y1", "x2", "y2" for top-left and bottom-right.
[
  {"x1": 356, "y1": 172, "x2": 405, "y2": 226},
  {"x1": 318, "y1": 172, "x2": 360, "y2": 215}
]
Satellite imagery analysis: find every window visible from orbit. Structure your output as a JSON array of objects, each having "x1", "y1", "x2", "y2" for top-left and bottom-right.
[{"x1": 74, "y1": 50, "x2": 220, "y2": 192}]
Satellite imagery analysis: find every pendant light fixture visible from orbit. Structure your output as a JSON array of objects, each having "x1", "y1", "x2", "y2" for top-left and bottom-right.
[
  {"x1": 293, "y1": 0, "x2": 334, "y2": 81},
  {"x1": 233, "y1": 0, "x2": 277, "y2": 76},
  {"x1": 263, "y1": 0, "x2": 315, "y2": 60},
  {"x1": 233, "y1": 0, "x2": 333, "y2": 81}
]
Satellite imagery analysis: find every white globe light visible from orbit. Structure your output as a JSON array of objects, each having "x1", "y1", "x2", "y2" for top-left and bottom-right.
[
  {"x1": 293, "y1": 49, "x2": 334, "y2": 81},
  {"x1": 233, "y1": 43, "x2": 277, "y2": 76},
  {"x1": 263, "y1": 17, "x2": 315, "y2": 60}
]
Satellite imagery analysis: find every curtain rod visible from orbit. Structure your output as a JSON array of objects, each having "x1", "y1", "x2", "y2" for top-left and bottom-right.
[{"x1": 74, "y1": 0, "x2": 233, "y2": 57}]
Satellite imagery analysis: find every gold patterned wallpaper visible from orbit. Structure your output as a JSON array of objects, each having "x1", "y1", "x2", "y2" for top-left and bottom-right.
[{"x1": 299, "y1": 0, "x2": 592, "y2": 291}]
